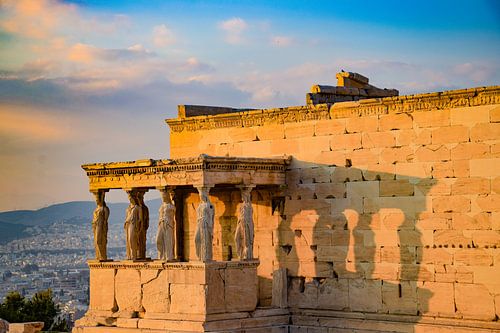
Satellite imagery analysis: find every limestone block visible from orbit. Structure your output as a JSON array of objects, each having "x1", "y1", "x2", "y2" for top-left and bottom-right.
[
  {"x1": 451, "y1": 143, "x2": 490, "y2": 160},
  {"x1": 493, "y1": 177, "x2": 500, "y2": 194},
  {"x1": 475, "y1": 194, "x2": 500, "y2": 212},
  {"x1": 400, "y1": 263, "x2": 434, "y2": 281},
  {"x1": 432, "y1": 196, "x2": 470, "y2": 213},
  {"x1": 317, "y1": 278, "x2": 349, "y2": 310},
  {"x1": 451, "y1": 177, "x2": 490, "y2": 195},
  {"x1": 470, "y1": 122, "x2": 500, "y2": 142},
  {"x1": 472, "y1": 230, "x2": 500, "y2": 247},
  {"x1": 415, "y1": 179, "x2": 451, "y2": 197},
  {"x1": 434, "y1": 230, "x2": 472, "y2": 246},
  {"x1": 298, "y1": 136, "x2": 331, "y2": 156},
  {"x1": 271, "y1": 268, "x2": 287, "y2": 308},
  {"x1": 379, "y1": 113, "x2": 413, "y2": 131},
  {"x1": 206, "y1": 268, "x2": 225, "y2": 313},
  {"x1": 315, "y1": 119, "x2": 345, "y2": 136},
  {"x1": 382, "y1": 280, "x2": 418, "y2": 315},
  {"x1": 241, "y1": 140, "x2": 273, "y2": 157},
  {"x1": 432, "y1": 161, "x2": 454, "y2": 178},
  {"x1": 452, "y1": 212, "x2": 490, "y2": 230},
  {"x1": 455, "y1": 283, "x2": 496, "y2": 320},
  {"x1": 454, "y1": 249, "x2": 492, "y2": 266},
  {"x1": 415, "y1": 145, "x2": 450, "y2": 162},
  {"x1": 317, "y1": 150, "x2": 346, "y2": 166},
  {"x1": 8, "y1": 322, "x2": 44, "y2": 333},
  {"x1": 285, "y1": 122, "x2": 315, "y2": 139},
  {"x1": 270, "y1": 138, "x2": 298, "y2": 155},
  {"x1": 395, "y1": 128, "x2": 431, "y2": 146},
  {"x1": 225, "y1": 267, "x2": 258, "y2": 312},
  {"x1": 417, "y1": 212, "x2": 451, "y2": 230},
  {"x1": 116, "y1": 318, "x2": 138, "y2": 328},
  {"x1": 431, "y1": 126, "x2": 469, "y2": 144},
  {"x1": 348, "y1": 279, "x2": 382, "y2": 312},
  {"x1": 314, "y1": 183, "x2": 346, "y2": 200},
  {"x1": 417, "y1": 281, "x2": 455, "y2": 317},
  {"x1": 142, "y1": 270, "x2": 169, "y2": 314},
  {"x1": 348, "y1": 149, "x2": 379, "y2": 165},
  {"x1": 228, "y1": 127, "x2": 257, "y2": 143},
  {"x1": 380, "y1": 146, "x2": 414, "y2": 164},
  {"x1": 115, "y1": 269, "x2": 142, "y2": 313},
  {"x1": 346, "y1": 181, "x2": 379, "y2": 198},
  {"x1": 395, "y1": 162, "x2": 432, "y2": 179},
  {"x1": 453, "y1": 160, "x2": 470, "y2": 178},
  {"x1": 169, "y1": 283, "x2": 206, "y2": 314},
  {"x1": 417, "y1": 248, "x2": 452, "y2": 265},
  {"x1": 89, "y1": 268, "x2": 116, "y2": 311},
  {"x1": 361, "y1": 131, "x2": 395, "y2": 148},
  {"x1": 381, "y1": 246, "x2": 415, "y2": 264},
  {"x1": 368, "y1": 263, "x2": 399, "y2": 280},
  {"x1": 470, "y1": 158, "x2": 500, "y2": 177},
  {"x1": 379, "y1": 180, "x2": 414, "y2": 197},
  {"x1": 413, "y1": 109, "x2": 450, "y2": 128},
  {"x1": 330, "y1": 133, "x2": 361, "y2": 150},
  {"x1": 345, "y1": 116, "x2": 378, "y2": 133},
  {"x1": 451, "y1": 105, "x2": 493, "y2": 126},
  {"x1": 255, "y1": 124, "x2": 285, "y2": 140}
]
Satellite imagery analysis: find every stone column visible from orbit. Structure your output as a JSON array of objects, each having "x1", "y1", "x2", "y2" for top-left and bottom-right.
[
  {"x1": 194, "y1": 186, "x2": 214, "y2": 262},
  {"x1": 235, "y1": 185, "x2": 255, "y2": 260},
  {"x1": 91, "y1": 189, "x2": 109, "y2": 261},
  {"x1": 124, "y1": 189, "x2": 141, "y2": 260},
  {"x1": 156, "y1": 186, "x2": 176, "y2": 261},
  {"x1": 136, "y1": 189, "x2": 149, "y2": 260}
]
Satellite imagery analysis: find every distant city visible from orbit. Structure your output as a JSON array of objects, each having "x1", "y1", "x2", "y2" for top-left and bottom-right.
[{"x1": 0, "y1": 201, "x2": 160, "y2": 326}]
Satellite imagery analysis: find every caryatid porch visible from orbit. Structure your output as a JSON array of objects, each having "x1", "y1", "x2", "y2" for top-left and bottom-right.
[{"x1": 75, "y1": 155, "x2": 290, "y2": 333}]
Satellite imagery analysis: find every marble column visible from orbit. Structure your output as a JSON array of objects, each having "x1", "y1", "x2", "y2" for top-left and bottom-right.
[
  {"x1": 136, "y1": 189, "x2": 149, "y2": 260},
  {"x1": 91, "y1": 189, "x2": 109, "y2": 261},
  {"x1": 156, "y1": 186, "x2": 176, "y2": 261},
  {"x1": 194, "y1": 186, "x2": 214, "y2": 262},
  {"x1": 124, "y1": 189, "x2": 141, "y2": 260},
  {"x1": 235, "y1": 186, "x2": 255, "y2": 260}
]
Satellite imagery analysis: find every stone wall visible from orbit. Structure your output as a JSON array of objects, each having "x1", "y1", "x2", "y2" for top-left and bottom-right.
[{"x1": 168, "y1": 86, "x2": 500, "y2": 329}]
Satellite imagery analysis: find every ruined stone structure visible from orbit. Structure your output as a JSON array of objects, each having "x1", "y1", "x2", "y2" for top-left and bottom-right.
[{"x1": 74, "y1": 72, "x2": 500, "y2": 333}]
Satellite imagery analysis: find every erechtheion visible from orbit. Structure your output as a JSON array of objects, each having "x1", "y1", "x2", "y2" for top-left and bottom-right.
[{"x1": 74, "y1": 72, "x2": 500, "y2": 332}]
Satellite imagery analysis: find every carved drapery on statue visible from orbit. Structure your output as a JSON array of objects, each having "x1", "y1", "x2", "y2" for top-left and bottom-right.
[
  {"x1": 124, "y1": 190, "x2": 141, "y2": 260},
  {"x1": 195, "y1": 186, "x2": 214, "y2": 262},
  {"x1": 157, "y1": 187, "x2": 175, "y2": 261},
  {"x1": 91, "y1": 190, "x2": 109, "y2": 260},
  {"x1": 137, "y1": 190, "x2": 149, "y2": 259},
  {"x1": 235, "y1": 186, "x2": 254, "y2": 260}
]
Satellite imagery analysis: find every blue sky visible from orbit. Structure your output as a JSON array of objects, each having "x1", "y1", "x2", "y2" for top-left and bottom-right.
[{"x1": 0, "y1": 0, "x2": 499, "y2": 211}]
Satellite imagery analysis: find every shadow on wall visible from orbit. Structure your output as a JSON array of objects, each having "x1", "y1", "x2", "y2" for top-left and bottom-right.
[{"x1": 276, "y1": 158, "x2": 436, "y2": 319}]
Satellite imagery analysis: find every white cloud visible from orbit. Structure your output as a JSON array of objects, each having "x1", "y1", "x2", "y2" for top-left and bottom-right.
[
  {"x1": 218, "y1": 17, "x2": 248, "y2": 44},
  {"x1": 152, "y1": 24, "x2": 176, "y2": 48},
  {"x1": 270, "y1": 35, "x2": 293, "y2": 47}
]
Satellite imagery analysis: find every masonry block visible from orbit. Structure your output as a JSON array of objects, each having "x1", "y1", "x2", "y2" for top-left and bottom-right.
[
  {"x1": 315, "y1": 119, "x2": 345, "y2": 136},
  {"x1": 345, "y1": 116, "x2": 378, "y2": 133},
  {"x1": 470, "y1": 122, "x2": 500, "y2": 142},
  {"x1": 413, "y1": 109, "x2": 450, "y2": 128},
  {"x1": 379, "y1": 113, "x2": 413, "y2": 131},
  {"x1": 455, "y1": 283, "x2": 496, "y2": 320},
  {"x1": 417, "y1": 281, "x2": 455, "y2": 317},
  {"x1": 348, "y1": 279, "x2": 382, "y2": 312},
  {"x1": 451, "y1": 177, "x2": 490, "y2": 195},
  {"x1": 432, "y1": 126, "x2": 469, "y2": 144}
]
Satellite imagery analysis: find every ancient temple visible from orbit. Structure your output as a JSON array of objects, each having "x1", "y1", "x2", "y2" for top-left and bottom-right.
[{"x1": 74, "y1": 72, "x2": 500, "y2": 333}]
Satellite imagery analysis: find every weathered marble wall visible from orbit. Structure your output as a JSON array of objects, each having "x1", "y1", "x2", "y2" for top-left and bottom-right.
[{"x1": 168, "y1": 86, "x2": 500, "y2": 330}]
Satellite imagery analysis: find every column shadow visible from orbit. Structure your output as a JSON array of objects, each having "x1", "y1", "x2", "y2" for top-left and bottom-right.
[{"x1": 278, "y1": 158, "x2": 436, "y2": 326}]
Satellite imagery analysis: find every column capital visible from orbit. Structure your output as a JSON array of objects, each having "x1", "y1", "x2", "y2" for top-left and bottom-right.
[
  {"x1": 156, "y1": 186, "x2": 176, "y2": 191},
  {"x1": 90, "y1": 189, "x2": 109, "y2": 194}
]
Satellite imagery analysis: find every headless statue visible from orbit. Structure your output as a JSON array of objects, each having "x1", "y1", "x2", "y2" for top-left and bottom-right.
[
  {"x1": 195, "y1": 188, "x2": 214, "y2": 261},
  {"x1": 92, "y1": 191, "x2": 109, "y2": 260},
  {"x1": 137, "y1": 191, "x2": 149, "y2": 259},
  {"x1": 157, "y1": 189, "x2": 175, "y2": 261},
  {"x1": 235, "y1": 187, "x2": 254, "y2": 260},
  {"x1": 125, "y1": 191, "x2": 141, "y2": 260}
]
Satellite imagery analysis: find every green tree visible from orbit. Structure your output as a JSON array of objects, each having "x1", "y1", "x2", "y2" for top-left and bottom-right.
[{"x1": 0, "y1": 289, "x2": 69, "y2": 332}]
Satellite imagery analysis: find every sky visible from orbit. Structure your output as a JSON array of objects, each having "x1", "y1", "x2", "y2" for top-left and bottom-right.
[{"x1": 0, "y1": 0, "x2": 499, "y2": 211}]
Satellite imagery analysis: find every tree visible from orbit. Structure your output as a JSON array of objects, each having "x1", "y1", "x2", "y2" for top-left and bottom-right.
[{"x1": 0, "y1": 289, "x2": 69, "y2": 332}]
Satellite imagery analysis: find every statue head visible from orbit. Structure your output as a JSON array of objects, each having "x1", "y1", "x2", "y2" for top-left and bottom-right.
[
  {"x1": 161, "y1": 189, "x2": 172, "y2": 203},
  {"x1": 137, "y1": 191, "x2": 145, "y2": 204},
  {"x1": 127, "y1": 191, "x2": 137, "y2": 205}
]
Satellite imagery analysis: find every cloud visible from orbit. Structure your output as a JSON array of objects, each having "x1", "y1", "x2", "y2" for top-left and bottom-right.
[
  {"x1": 453, "y1": 62, "x2": 498, "y2": 83},
  {"x1": 152, "y1": 24, "x2": 176, "y2": 48},
  {"x1": 218, "y1": 17, "x2": 248, "y2": 44},
  {"x1": 270, "y1": 35, "x2": 293, "y2": 47}
]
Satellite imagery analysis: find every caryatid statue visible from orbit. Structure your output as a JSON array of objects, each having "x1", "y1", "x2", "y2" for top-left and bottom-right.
[
  {"x1": 157, "y1": 188, "x2": 175, "y2": 261},
  {"x1": 124, "y1": 190, "x2": 141, "y2": 260},
  {"x1": 136, "y1": 190, "x2": 149, "y2": 259},
  {"x1": 235, "y1": 186, "x2": 254, "y2": 260},
  {"x1": 195, "y1": 187, "x2": 214, "y2": 262},
  {"x1": 91, "y1": 190, "x2": 110, "y2": 261}
]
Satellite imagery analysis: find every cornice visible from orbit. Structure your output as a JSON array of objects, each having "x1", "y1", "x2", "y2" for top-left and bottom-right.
[{"x1": 165, "y1": 86, "x2": 500, "y2": 132}]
